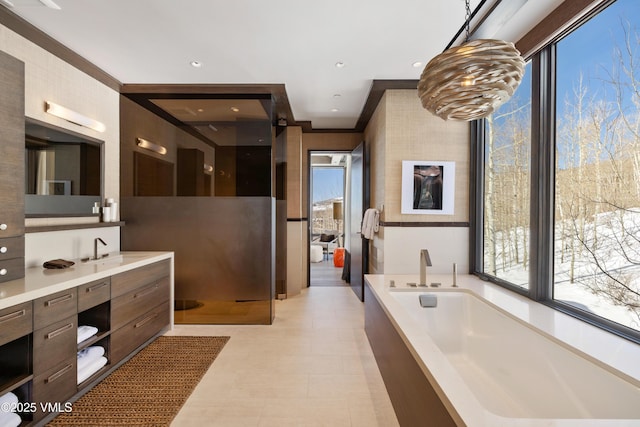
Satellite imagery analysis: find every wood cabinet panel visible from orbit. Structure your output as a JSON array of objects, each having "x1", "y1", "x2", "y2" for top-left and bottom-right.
[
  {"x1": 77, "y1": 277, "x2": 111, "y2": 312},
  {"x1": 0, "y1": 257, "x2": 25, "y2": 284},
  {"x1": 33, "y1": 288, "x2": 77, "y2": 330},
  {"x1": 111, "y1": 276, "x2": 169, "y2": 331},
  {"x1": 110, "y1": 301, "x2": 170, "y2": 365},
  {"x1": 32, "y1": 358, "x2": 76, "y2": 421},
  {"x1": 0, "y1": 301, "x2": 32, "y2": 346},
  {"x1": 33, "y1": 315, "x2": 77, "y2": 374},
  {"x1": 0, "y1": 236, "x2": 25, "y2": 261},
  {"x1": 111, "y1": 259, "x2": 170, "y2": 298},
  {"x1": 0, "y1": 51, "x2": 25, "y2": 241}
]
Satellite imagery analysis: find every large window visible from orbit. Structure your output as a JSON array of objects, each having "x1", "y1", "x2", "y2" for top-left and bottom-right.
[
  {"x1": 554, "y1": 0, "x2": 640, "y2": 332},
  {"x1": 478, "y1": 0, "x2": 640, "y2": 340},
  {"x1": 483, "y1": 63, "x2": 532, "y2": 289}
]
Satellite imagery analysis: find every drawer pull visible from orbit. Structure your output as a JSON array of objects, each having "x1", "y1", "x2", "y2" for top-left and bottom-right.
[
  {"x1": 0, "y1": 246, "x2": 7, "y2": 253},
  {"x1": 45, "y1": 322, "x2": 74, "y2": 340},
  {"x1": 86, "y1": 282, "x2": 108, "y2": 293},
  {"x1": 45, "y1": 293, "x2": 73, "y2": 307},
  {"x1": 0, "y1": 269, "x2": 6, "y2": 276},
  {"x1": 0, "y1": 223, "x2": 6, "y2": 231},
  {"x1": 0, "y1": 309, "x2": 25, "y2": 324},
  {"x1": 134, "y1": 284, "x2": 158, "y2": 299},
  {"x1": 134, "y1": 312, "x2": 158, "y2": 329},
  {"x1": 45, "y1": 363, "x2": 73, "y2": 384}
]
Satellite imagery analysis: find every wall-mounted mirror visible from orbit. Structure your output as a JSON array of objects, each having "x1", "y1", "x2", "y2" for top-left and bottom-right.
[{"x1": 25, "y1": 118, "x2": 103, "y2": 217}]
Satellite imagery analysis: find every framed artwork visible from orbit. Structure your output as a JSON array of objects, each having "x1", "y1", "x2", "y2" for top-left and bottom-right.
[{"x1": 401, "y1": 160, "x2": 455, "y2": 215}]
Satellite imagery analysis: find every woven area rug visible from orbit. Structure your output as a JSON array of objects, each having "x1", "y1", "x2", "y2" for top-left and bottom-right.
[{"x1": 48, "y1": 335, "x2": 230, "y2": 426}]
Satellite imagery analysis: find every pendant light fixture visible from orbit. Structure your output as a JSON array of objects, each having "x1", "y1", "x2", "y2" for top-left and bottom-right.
[{"x1": 417, "y1": 0, "x2": 525, "y2": 121}]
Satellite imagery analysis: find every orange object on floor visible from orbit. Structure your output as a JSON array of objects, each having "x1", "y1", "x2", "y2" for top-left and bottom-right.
[{"x1": 333, "y1": 247, "x2": 345, "y2": 267}]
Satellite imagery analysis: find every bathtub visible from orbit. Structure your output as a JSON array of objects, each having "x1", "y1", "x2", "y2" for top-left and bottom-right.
[{"x1": 365, "y1": 275, "x2": 640, "y2": 426}]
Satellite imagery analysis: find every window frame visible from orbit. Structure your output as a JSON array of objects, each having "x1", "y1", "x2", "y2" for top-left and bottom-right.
[{"x1": 472, "y1": 0, "x2": 640, "y2": 344}]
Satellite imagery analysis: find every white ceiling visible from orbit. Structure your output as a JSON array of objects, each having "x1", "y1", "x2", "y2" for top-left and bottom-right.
[{"x1": 4, "y1": 0, "x2": 564, "y2": 130}]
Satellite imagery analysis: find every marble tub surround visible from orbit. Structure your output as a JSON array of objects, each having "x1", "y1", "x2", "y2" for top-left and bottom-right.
[
  {"x1": 366, "y1": 274, "x2": 640, "y2": 427},
  {"x1": 0, "y1": 251, "x2": 173, "y2": 310}
]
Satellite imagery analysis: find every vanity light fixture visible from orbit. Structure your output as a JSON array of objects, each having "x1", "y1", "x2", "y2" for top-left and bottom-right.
[
  {"x1": 417, "y1": 0, "x2": 524, "y2": 121},
  {"x1": 45, "y1": 101, "x2": 106, "y2": 132},
  {"x1": 38, "y1": 0, "x2": 61, "y2": 9},
  {"x1": 136, "y1": 137, "x2": 167, "y2": 155}
]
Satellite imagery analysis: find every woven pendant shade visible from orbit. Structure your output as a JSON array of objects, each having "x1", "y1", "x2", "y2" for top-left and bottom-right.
[{"x1": 417, "y1": 39, "x2": 525, "y2": 121}]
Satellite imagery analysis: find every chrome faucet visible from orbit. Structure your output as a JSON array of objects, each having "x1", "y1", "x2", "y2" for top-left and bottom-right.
[
  {"x1": 94, "y1": 237, "x2": 107, "y2": 260},
  {"x1": 419, "y1": 249, "x2": 432, "y2": 286}
]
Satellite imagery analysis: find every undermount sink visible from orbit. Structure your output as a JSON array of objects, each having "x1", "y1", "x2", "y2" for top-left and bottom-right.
[{"x1": 81, "y1": 254, "x2": 124, "y2": 265}]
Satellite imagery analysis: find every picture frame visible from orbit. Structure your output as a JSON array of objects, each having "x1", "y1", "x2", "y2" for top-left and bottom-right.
[{"x1": 401, "y1": 160, "x2": 455, "y2": 215}]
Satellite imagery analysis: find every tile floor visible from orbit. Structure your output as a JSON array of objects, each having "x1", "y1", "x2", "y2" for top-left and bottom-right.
[{"x1": 167, "y1": 286, "x2": 400, "y2": 427}]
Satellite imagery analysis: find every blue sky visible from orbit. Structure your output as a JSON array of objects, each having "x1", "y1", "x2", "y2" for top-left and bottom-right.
[
  {"x1": 556, "y1": 0, "x2": 638, "y2": 113},
  {"x1": 312, "y1": 168, "x2": 344, "y2": 203}
]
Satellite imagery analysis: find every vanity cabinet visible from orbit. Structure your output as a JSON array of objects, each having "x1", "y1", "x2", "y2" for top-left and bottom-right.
[
  {"x1": 0, "y1": 256, "x2": 172, "y2": 426},
  {"x1": 0, "y1": 50, "x2": 25, "y2": 283},
  {"x1": 110, "y1": 260, "x2": 170, "y2": 364}
]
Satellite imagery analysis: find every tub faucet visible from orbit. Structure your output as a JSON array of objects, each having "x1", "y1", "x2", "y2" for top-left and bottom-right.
[
  {"x1": 419, "y1": 249, "x2": 432, "y2": 286},
  {"x1": 94, "y1": 237, "x2": 107, "y2": 260}
]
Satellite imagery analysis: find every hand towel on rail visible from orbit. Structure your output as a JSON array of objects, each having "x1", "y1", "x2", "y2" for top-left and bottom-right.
[{"x1": 361, "y1": 208, "x2": 379, "y2": 240}]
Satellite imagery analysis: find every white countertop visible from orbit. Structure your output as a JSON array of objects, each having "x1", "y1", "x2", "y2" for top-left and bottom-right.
[
  {"x1": 0, "y1": 251, "x2": 173, "y2": 310},
  {"x1": 365, "y1": 273, "x2": 640, "y2": 427}
]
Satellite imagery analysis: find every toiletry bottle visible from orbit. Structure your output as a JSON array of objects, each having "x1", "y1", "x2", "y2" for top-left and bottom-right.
[
  {"x1": 106, "y1": 198, "x2": 118, "y2": 222},
  {"x1": 92, "y1": 202, "x2": 101, "y2": 215},
  {"x1": 101, "y1": 206, "x2": 111, "y2": 223}
]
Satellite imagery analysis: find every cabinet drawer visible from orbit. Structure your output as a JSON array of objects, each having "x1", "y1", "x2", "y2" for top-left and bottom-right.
[
  {"x1": 33, "y1": 315, "x2": 77, "y2": 374},
  {"x1": 33, "y1": 288, "x2": 77, "y2": 330},
  {"x1": 0, "y1": 257, "x2": 25, "y2": 283},
  {"x1": 0, "y1": 215, "x2": 24, "y2": 239},
  {"x1": 32, "y1": 358, "x2": 76, "y2": 421},
  {"x1": 111, "y1": 302, "x2": 169, "y2": 365},
  {"x1": 0, "y1": 301, "x2": 32, "y2": 346},
  {"x1": 77, "y1": 277, "x2": 111, "y2": 312},
  {"x1": 111, "y1": 260, "x2": 170, "y2": 298},
  {"x1": 0, "y1": 236, "x2": 24, "y2": 261},
  {"x1": 111, "y1": 276, "x2": 169, "y2": 331}
]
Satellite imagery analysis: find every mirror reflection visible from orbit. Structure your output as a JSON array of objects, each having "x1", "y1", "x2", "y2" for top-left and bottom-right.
[{"x1": 25, "y1": 118, "x2": 103, "y2": 216}]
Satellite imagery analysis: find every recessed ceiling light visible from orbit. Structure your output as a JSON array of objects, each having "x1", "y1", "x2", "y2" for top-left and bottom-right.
[
  {"x1": 335, "y1": 62, "x2": 345, "y2": 68},
  {"x1": 230, "y1": 107, "x2": 240, "y2": 112},
  {"x1": 331, "y1": 108, "x2": 339, "y2": 112},
  {"x1": 197, "y1": 108, "x2": 204, "y2": 113},
  {"x1": 412, "y1": 61, "x2": 423, "y2": 68},
  {"x1": 333, "y1": 94, "x2": 341, "y2": 98},
  {"x1": 190, "y1": 61, "x2": 202, "y2": 68}
]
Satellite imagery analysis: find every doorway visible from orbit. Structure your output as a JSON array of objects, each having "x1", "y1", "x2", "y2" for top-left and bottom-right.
[{"x1": 309, "y1": 152, "x2": 350, "y2": 286}]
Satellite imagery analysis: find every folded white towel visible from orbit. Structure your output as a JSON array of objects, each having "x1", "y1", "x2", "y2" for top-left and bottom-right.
[
  {"x1": 77, "y1": 346, "x2": 105, "y2": 372},
  {"x1": 0, "y1": 392, "x2": 18, "y2": 409},
  {"x1": 0, "y1": 411, "x2": 21, "y2": 427},
  {"x1": 77, "y1": 325, "x2": 99, "y2": 344},
  {"x1": 77, "y1": 356, "x2": 107, "y2": 384}
]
